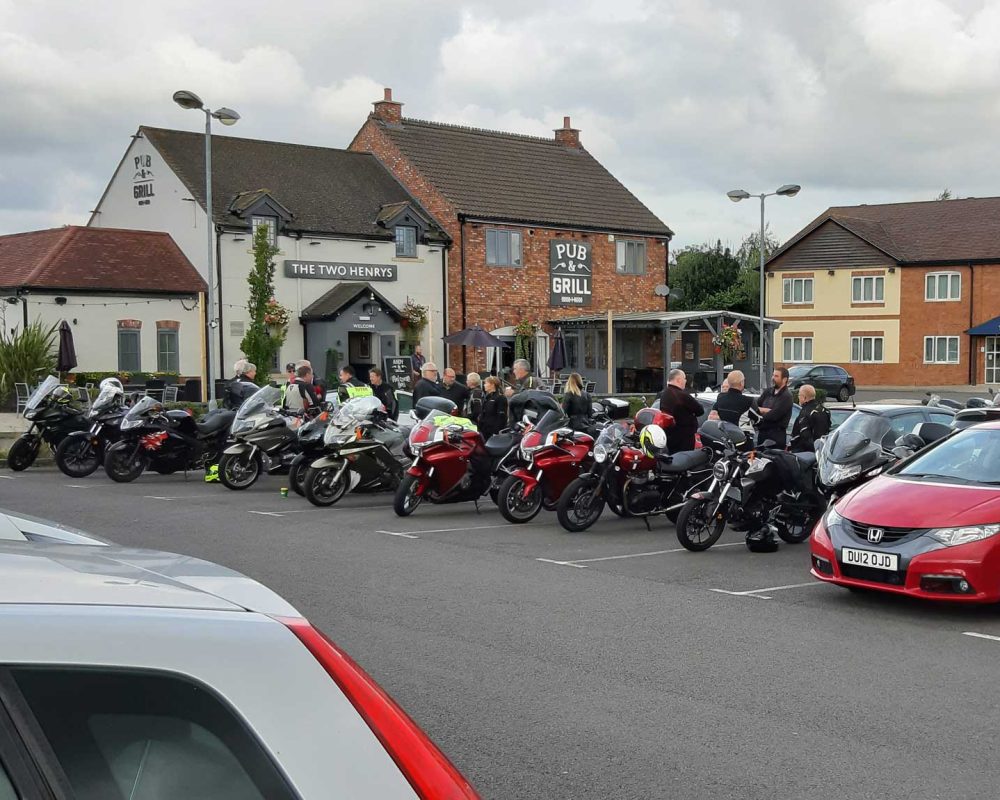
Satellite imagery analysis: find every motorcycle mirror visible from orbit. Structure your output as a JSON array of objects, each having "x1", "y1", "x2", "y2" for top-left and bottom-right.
[
  {"x1": 891, "y1": 445, "x2": 914, "y2": 460},
  {"x1": 760, "y1": 439, "x2": 776, "y2": 448}
]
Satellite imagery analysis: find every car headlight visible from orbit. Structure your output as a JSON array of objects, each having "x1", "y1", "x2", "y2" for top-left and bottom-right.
[
  {"x1": 819, "y1": 461, "x2": 862, "y2": 486},
  {"x1": 593, "y1": 444, "x2": 608, "y2": 463},
  {"x1": 824, "y1": 505, "x2": 844, "y2": 529},
  {"x1": 928, "y1": 524, "x2": 1000, "y2": 547},
  {"x1": 712, "y1": 461, "x2": 728, "y2": 480}
]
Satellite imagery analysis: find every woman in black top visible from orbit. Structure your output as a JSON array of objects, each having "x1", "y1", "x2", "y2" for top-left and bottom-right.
[
  {"x1": 478, "y1": 376, "x2": 508, "y2": 440},
  {"x1": 561, "y1": 373, "x2": 592, "y2": 431}
]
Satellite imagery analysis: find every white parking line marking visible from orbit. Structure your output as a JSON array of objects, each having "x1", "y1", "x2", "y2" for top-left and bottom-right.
[
  {"x1": 710, "y1": 581, "x2": 823, "y2": 600},
  {"x1": 144, "y1": 495, "x2": 218, "y2": 500},
  {"x1": 709, "y1": 589, "x2": 773, "y2": 600},
  {"x1": 962, "y1": 632, "x2": 1000, "y2": 643},
  {"x1": 0, "y1": 476, "x2": 16, "y2": 480},
  {"x1": 378, "y1": 523, "x2": 538, "y2": 535},
  {"x1": 66, "y1": 484, "x2": 94, "y2": 489},
  {"x1": 535, "y1": 558, "x2": 588, "y2": 568},
  {"x1": 248, "y1": 510, "x2": 285, "y2": 517},
  {"x1": 375, "y1": 530, "x2": 420, "y2": 539},
  {"x1": 536, "y1": 541, "x2": 744, "y2": 568}
]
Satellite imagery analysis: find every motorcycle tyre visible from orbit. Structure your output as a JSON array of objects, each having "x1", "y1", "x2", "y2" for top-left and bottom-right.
[
  {"x1": 393, "y1": 473, "x2": 423, "y2": 517},
  {"x1": 104, "y1": 443, "x2": 147, "y2": 483},
  {"x1": 289, "y1": 457, "x2": 308, "y2": 497},
  {"x1": 675, "y1": 497, "x2": 726, "y2": 552},
  {"x1": 7, "y1": 436, "x2": 39, "y2": 472},
  {"x1": 55, "y1": 435, "x2": 101, "y2": 478},
  {"x1": 304, "y1": 465, "x2": 349, "y2": 508},
  {"x1": 556, "y1": 478, "x2": 605, "y2": 533},
  {"x1": 218, "y1": 452, "x2": 262, "y2": 491},
  {"x1": 498, "y1": 474, "x2": 543, "y2": 524},
  {"x1": 776, "y1": 512, "x2": 819, "y2": 544}
]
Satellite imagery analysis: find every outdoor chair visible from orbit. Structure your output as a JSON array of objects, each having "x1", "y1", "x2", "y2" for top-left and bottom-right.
[
  {"x1": 74, "y1": 387, "x2": 90, "y2": 406},
  {"x1": 585, "y1": 381, "x2": 597, "y2": 393},
  {"x1": 15, "y1": 383, "x2": 30, "y2": 415},
  {"x1": 162, "y1": 385, "x2": 179, "y2": 403}
]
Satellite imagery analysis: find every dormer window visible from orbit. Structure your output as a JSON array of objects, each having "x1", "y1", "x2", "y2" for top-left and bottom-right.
[
  {"x1": 251, "y1": 216, "x2": 277, "y2": 247},
  {"x1": 395, "y1": 225, "x2": 417, "y2": 258}
]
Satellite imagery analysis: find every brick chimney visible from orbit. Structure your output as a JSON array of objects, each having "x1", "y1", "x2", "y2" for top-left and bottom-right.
[
  {"x1": 554, "y1": 116, "x2": 581, "y2": 148},
  {"x1": 372, "y1": 87, "x2": 403, "y2": 124}
]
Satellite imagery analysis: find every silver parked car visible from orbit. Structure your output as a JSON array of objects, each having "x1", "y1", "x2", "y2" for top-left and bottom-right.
[{"x1": 0, "y1": 540, "x2": 479, "y2": 799}]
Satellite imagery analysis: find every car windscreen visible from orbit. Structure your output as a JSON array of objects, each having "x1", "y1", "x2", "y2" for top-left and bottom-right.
[
  {"x1": 895, "y1": 427, "x2": 1000, "y2": 485},
  {"x1": 826, "y1": 411, "x2": 894, "y2": 462},
  {"x1": 788, "y1": 366, "x2": 811, "y2": 379}
]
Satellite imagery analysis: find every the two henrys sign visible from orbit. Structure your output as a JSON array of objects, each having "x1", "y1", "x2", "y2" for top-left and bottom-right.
[
  {"x1": 284, "y1": 260, "x2": 397, "y2": 282},
  {"x1": 549, "y1": 240, "x2": 592, "y2": 307}
]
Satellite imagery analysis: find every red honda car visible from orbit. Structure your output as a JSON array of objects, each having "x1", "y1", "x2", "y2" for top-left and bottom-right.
[{"x1": 811, "y1": 421, "x2": 1000, "y2": 602}]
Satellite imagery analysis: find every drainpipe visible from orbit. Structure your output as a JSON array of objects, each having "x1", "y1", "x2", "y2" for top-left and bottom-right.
[
  {"x1": 969, "y1": 262, "x2": 975, "y2": 385},
  {"x1": 459, "y1": 216, "x2": 468, "y2": 372},
  {"x1": 441, "y1": 244, "x2": 449, "y2": 367}
]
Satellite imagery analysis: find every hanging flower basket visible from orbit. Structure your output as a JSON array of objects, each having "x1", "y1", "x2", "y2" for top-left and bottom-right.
[
  {"x1": 263, "y1": 297, "x2": 290, "y2": 329},
  {"x1": 401, "y1": 298, "x2": 428, "y2": 342},
  {"x1": 711, "y1": 323, "x2": 744, "y2": 363}
]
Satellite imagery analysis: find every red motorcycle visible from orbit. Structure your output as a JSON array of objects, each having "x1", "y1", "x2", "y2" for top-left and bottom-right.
[{"x1": 497, "y1": 409, "x2": 603, "y2": 523}]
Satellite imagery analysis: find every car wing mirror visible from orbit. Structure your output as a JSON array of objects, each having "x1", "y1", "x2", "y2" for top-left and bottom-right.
[{"x1": 891, "y1": 446, "x2": 914, "y2": 460}]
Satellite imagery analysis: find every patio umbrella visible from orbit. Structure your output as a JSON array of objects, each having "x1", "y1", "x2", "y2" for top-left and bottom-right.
[
  {"x1": 442, "y1": 324, "x2": 507, "y2": 349},
  {"x1": 56, "y1": 320, "x2": 77, "y2": 373},
  {"x1": 547, "y1": 329, "x2": 567, "y2": 373}
]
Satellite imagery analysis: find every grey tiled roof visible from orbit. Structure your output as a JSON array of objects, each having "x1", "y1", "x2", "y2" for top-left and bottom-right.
[
  {"x1": 300, "y1": 282, "x2": 402, "y2": 321},
  {"x1": 141, "y1": 127, "x2": 447, "y2": 240},
  {"x1": 377, "y1": 118, "x2": 673, "y2": 237}
]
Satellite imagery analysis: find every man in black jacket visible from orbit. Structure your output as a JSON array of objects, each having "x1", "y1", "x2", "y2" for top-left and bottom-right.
[
  {"x1": 225, "y1": 360, "x2": 259, "y2": 410},
  {"x1": 712, "y1": 369, "x2": 754, "y2": 425},
  {"x1": 412, "y1": 362, "x2": 443, "y2": 405},
  {"x1": 790, "y1": 384, "x2": 830, "y2": 452},
  {"x1": 369, "y1": 367, "x2": 398, "y2": 420},
  {"x1": 756, "y1": 367, "x2": 794, "y2": 448},
  {"x1": 441, "y1": 368, "x2": 470, "y2": 414},
  {"x1": 659, "y1": 369, "x2": 704, "y2": 452}
]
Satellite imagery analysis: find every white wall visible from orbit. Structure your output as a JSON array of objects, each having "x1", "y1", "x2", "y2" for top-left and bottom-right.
[{"x1": 14, "y1": 293, "x2": 202, "y2": 375}]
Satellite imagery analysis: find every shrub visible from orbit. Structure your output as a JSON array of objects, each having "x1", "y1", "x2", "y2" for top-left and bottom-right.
[{"x1": 0, "y1": 321, "x2": 57, "y2": 404}]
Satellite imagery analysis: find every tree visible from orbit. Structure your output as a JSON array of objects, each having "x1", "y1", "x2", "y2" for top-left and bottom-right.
[
  {"x1": 239, "y1": 223, "x2": 283, "y2": 383},
  {"x1": 936, "y1": 189, "x2": 952, "y2": 200}
]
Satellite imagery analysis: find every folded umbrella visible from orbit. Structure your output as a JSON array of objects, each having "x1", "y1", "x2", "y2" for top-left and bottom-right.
[
  {"x1": 57, "y1": 320, "x2": 77, "y2": 373},
  {"x1": 547, "y1": 329, "x2": 567, "y2": 373}
]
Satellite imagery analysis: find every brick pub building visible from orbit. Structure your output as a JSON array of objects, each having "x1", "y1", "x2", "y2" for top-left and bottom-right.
[{"x1": 350, "y1": 89, "x2": 673, "y2": 381}]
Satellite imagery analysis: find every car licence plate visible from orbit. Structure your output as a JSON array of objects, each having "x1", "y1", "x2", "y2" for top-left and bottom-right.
[{"x1": 841, "y1": 547, "x2": 898, "y2": 571}]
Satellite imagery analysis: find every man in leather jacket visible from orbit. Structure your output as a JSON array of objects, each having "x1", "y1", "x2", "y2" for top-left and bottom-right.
[{"x1": 790, "y1": 384, "x2": 830, "y2": 452}]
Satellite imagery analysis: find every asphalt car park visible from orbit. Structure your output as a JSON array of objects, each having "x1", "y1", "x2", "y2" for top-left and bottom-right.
[{"x1": 4, "y1": 467, "x2": 1000, "y2": 799}]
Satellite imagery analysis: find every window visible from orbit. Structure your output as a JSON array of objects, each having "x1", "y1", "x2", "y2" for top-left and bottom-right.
[
  {"x1": 887, "y1": 412, "x2": 926, "y2": 447},
  {"x1": 10, "y1": 667, "x2": 296, "y2": 800},
  {"x1": 157, "y1": 328, "x2": 179, "y2": 373},
  {"x1": 395, "y1": 225, "x2": 417, "y2": 257},
  {"x1": 583, "y1": 330, "x2": 608, "y2": 369},
  {"x1": 924, "y1": 335, "x2": 960, "y2": 364},
  {"x1": 486, "y1": 229, "x2": 522, "y2": 266},
  {"x1": 782, "y1": 336, "x2": 813, "y2": 362},
  {"x1": 782, "y1": 277, "x2": 813, "y2": 304},
  {"x1": 852, "y1": 275, "x2": 884, "y2": 303},
  {"x1": 926, "y1": 272, "x2": 961, "y2": 301},
  {"x1": 929, "y1": 412, "x2": 956, "y2": 425},
  {"x1": 118, "y1": 329, "x2": 140, "y2": 372},
  {"x1": 564, "y1": 333, "x2": 579, "y2": 369},
  {"x1": 271, "y1": 348, "x2": 281, "y2": 372},
  {"x1": 251, "y1": 216, "x2": 277, "y2": 247},
  {"x1": 616, "y1": 240, "x2": 646, "y2": 275},
  {"x1": 851, "y1": 336, "x2": 884, "y2": 363}
]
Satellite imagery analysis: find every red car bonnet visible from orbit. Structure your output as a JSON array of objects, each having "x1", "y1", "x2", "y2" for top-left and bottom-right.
[{"x1": 838, "y1": 475, "x2": 1000, "y2": 529}]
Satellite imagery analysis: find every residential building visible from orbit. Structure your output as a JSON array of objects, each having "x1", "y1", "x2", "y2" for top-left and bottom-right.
[
  {"x1": 349, "y1": 89, "x2": 673, "y2": 386},
  {"x1": 0, "y1": 226, "x2": 204, "y2": 376},
  {"x1": 767, "y1": 197, "x2": 1000, "y2": 386}
]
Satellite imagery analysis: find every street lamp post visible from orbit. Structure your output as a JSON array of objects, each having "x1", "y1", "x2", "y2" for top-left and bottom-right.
[
  {"x1": 727, "y1": 184, "x2": 800, "y2": 391},
  {"x1": 172, "y1": 90, "x2": 240, "y2": 404}
]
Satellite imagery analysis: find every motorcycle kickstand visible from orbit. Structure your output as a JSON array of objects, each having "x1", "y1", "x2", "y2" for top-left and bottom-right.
[
  {"x1": 642, "y1": 516, "x2": 652, "y2": 532},
  {"x1": 474, "y1": 498, "x2": 481, "y2": 514}
]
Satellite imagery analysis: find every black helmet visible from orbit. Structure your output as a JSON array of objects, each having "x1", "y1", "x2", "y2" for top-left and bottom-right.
[
  {"x1": 746, "y1": 525, "x2": 779, "y2": 553},
  {"x1": 414, "y1": 396, "x2": 458, "y2": 420}
]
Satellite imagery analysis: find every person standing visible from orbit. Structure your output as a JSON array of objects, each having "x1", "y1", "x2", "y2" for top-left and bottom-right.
[
  {"x1": 284, "y1": 364, "x2": 317, "y2": 413},
  {"x1": 658, "y1": 368, "x2": 704, "y2": 452},
  {"x1": 756, "y1": 367, "x2": 794, "y2": 448},
  {"x1": 504, "y1": 358, "x2": 540, "y2": 398},
  {"x1": 412, "y1": 362, "x2": 442, "y2": 405},
  {"x1": 369, "y1": 367, "x2": 398, "y2": 420},
  {"x1": 225, "y1": 360, "x2": 258, "y2": 410},
  {"x1": 479, "y1": 376, "x2": 508, "y2": 440},
  {"x1": 561, "y1": 373, "x2": 593, "y2": 431},
  {"x1": 466, "y1": 372, "x2": 484, "y2": 425},
  {"x1": 338, "y1": 365, "x2": 373, "y2": 401},
  {"x1": 790, "y1": 384, "x2": 830, "y2": 453},
  {"x1": 410, "y1": 344, "x2": 426, "y2": 385},
  {"x1": 441, "y1": 368, "x2": 470, "y2": 414},
  {"x1": 712, "y1": 369, "x2": 754, "y2": 425}
]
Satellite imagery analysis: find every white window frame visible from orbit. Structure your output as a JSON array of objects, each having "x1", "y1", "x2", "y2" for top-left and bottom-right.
[
  {"x1": 616, "y1": 240, "x2": 646, "y2": 275},
  {"x1": 782, "y1": 337, "x2": 814, "y2": 363},
  {"x1": 923, "y1": 335, "x2": 960, "y2": 364},
  {"x1": 851, "y1": 275, "x2": 884, "y2": 304},
  {"x1": 395, "y1": 225, "x2": 417, "y2": 258},
  {"x1": 925, "y1": 271, "x2": 961, "y2": 302},
  {"x1": 251, "y1": 216, "x2": 277, "y2": 247},
  {"x1": 851, "y1": 336, "x2": 884, "y2": 364},
  {"x1": 782, "y1": 277, "x2": 814, "y2": 305},
  {"x1": 486, "y1": 229, "x2": 522, "y2": 267}
]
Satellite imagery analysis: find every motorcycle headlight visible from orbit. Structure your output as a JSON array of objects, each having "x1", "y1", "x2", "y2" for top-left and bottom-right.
[
  {"x1": 712, "y1": 461, "x2": 728, "y2": 481},
  {"x1": 819, "y1": 461, "x2": 862, "y2": 486},
  {"x1": 928, "y1": 524, "x2": 1000, "y2": 547},
  {"x1": 23, "y1": 409, "x2": 38, "y2": 420},
  {"x1": 120, "y1": 417, "x2": 142, "y2": 431},
  {"x1": 593, "y1": 444, "x2": 608, "y2": 463}
]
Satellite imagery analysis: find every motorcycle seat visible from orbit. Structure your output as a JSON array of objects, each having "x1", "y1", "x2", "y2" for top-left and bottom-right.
[
  {"x1": 484, "y1": 433, "x2": 515, "y2": 457},
  {"x1": 657, "y1": 448, "x2": 711, "y2": 473},
  {"x1": 793, "y1": 451, "x2": 817, "y2": 467},
  {"x1": 166, "y1": 410, "x2": 191, "y2": 423},
  {"x1": 195, "y1": 409, "x2": 235, "y2": 435}
]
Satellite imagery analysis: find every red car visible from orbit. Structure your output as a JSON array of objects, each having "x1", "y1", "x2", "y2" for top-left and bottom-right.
[{"x1": 811, "y1": 421, "x2": 1000, "y2": 602}]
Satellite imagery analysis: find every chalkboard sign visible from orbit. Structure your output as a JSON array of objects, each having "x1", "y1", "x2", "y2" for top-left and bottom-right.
[{"x1": 384, "y1": 357, "x2": 412, "y2": 392}]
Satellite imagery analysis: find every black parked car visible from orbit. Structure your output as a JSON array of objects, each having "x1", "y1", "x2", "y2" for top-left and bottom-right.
[{"x1": 787, "y1": 364, "x2": 855, "y2": 402}]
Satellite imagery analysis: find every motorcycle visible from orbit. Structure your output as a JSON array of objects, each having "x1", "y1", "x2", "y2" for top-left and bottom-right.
[
  {"x1": 218, "y1": 385, "x2": 310, "y2": 490},
  {"x1": 288, "y1": 410, "x2": 335, "y2": 496},
  {"x1": 54, "y1": 379, "x2": 128, "y2": 478},
  {"x1": 675, "y1": 420, "x2": 826, "y2": 553},
  {"x1": 7, "y1": 376, "x2": 89, "y2": 471},
  {"x1": 815, "y1": 410, "x2": 907, "y2": 500},
  {"x1": 556, "y1": 409, "x2": 712, "y2": 533},
  {"x1": 496, "y1": 409, "x2": 594, "y2": 524},
  {"x1": 303, "y1": 396, "x2": 406, "y2": 507},
  {"x1": 103, "y1": 396, "x2": 235, "y2": 483}
]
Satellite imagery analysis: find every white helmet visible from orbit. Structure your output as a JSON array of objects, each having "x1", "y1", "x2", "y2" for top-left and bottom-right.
[
  {"x1": 639, "y1": 424, "x2": 667, "y2": 458},
  {"x1": 99, "y1": 377, "x2": 124, "y2": 393}
]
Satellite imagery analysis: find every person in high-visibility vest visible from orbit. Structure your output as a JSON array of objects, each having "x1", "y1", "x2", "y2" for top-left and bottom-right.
[{"x1": 338, "y1": 365, "x2": 374, "y2": 403}]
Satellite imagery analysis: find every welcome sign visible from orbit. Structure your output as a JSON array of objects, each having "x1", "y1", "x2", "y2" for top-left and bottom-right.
[
  {"x1": 549, "y1": 240, "x2": 592, "y2": 307},
  {"x1": 284, "y1": 260, "x2": 397, "y2": 282}
]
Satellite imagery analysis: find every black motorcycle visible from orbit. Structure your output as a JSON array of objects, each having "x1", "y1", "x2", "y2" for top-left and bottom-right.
[
  {"x1": 288, "y1": 410, "x2": 335, "y2": 496},
  {"x1": 675, "y1": 420, "x2": 826, "y2": 552},
  {"x1": 54, "y1": 380, "x2": 128, "y2": 478},
  {"x1": 7, "y1": 376, "x2": 89, "y2": 471},
  {"x1": 303, "y1": 396, "x2": 407, "y2": 507},
  {"x1": 103, "y1": 396, "x2": 235, "y2": 483}
]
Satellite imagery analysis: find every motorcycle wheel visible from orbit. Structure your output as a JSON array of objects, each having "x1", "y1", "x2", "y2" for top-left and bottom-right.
[
  {"x1": 55, "y1": 435, "x2": 101, "y2": 478},
  {"x1": 675, "y1": 497, "x2": 726, "y2": 551},
  {"x1": 304, "y1": 465, "x2": 349, "y2": 507},
  {"x1": 776, "y1": 511, "x2": 819, "y2": 544},
  {"x1": 498, "y1": 474, "x2": 543, "y2": 524},
  {"x1": 218, "y1": 452, "x2": 261, "y2": 491},
  {"x1": 7, "y1": 436, "x2": 39, "y2": 472},
  {"x1": 104, "y1": 442, "x2": 147, "y2": 483},
  {"x1": 393, "y1": 473, "x2": 423, "y2": 517},
  {"x1": 489, "y1": 486, "x2": 500, "y2": 505},
  {"x1": 556, "y1": 478, "x2": 605, "y2": 533},
  {"x1": 288, "y1": 457, "x2": 308, "y2": 497},
  {"x1": 152, "y1": 463, "x2": 179, "y2": 475}
]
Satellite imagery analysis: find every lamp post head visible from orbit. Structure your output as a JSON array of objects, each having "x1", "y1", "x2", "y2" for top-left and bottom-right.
[
  {"x1": 172, "y1": 90, "x2": 204, "y2": 111},
  {"x1": 212, "y1": 107, "x2": 241, "y2": 126},
  {"x1": 727, "y1": 189, "x2": 751, "y2": 202},
  {"x1": 776, "y1": 184, "x2": 801, "y2": 197}
]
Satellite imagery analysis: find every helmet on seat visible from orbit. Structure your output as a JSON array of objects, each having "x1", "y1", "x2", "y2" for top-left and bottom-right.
[
  {"x1": 639, "y1": 424, "x2": 667, "y2": 458},
  {"x1": 99, "y1": 377, "x2": 124, "y2": 393},
  {"x1": 51, "y1": 386, "x2": 74, "y2": 404},
  {"x1": 634, "y1": 408, "x2": 674, "y2": 431}
]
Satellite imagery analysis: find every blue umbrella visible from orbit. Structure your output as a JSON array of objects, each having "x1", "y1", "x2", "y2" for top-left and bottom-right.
[{"x1": 547, "y1": 329, "x2": 567, "y2": 372}]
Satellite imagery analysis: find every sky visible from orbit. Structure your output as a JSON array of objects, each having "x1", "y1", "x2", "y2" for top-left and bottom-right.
[{"x1": 2, "y1": 0, "x2": 999, "y2": 251}]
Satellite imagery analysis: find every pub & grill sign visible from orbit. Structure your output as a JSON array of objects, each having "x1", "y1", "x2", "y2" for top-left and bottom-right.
[
  {"x1": 549, "y1": 240, "x2": 592, "y2": 307},
  {"x1": 284, "y1": 260, "x2": 397, "y2": 282}
]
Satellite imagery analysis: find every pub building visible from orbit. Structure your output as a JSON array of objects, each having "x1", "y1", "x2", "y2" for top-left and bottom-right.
[
  {"x1": 349, "y1": 89, "x2": 678, "y2": 390},
  {"x1": 89, "y1": 126, "x2": 449, "y2": 390}
]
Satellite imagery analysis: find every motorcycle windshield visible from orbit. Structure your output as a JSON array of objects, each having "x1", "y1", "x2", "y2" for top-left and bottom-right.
[
  {"x1": 532, "y1": 409, "x2": 570, "y2": 436},
  {"x1": 25, "y1": 376, "x2": 60, "y2": 411},
  {"x1": 825, "y1": 411, "x2": 893, "y2": 463},
  {"x1": 234, "y1": 385, "x2": 283, "y2": 422},
  {"x1": 91, "y1": 385, "x2": 123, "y2": 414},
  {"x1": 121, "y1": 395, "x2": 160, "y2": 423},
  {"x1": 594, "y1": 421, "x2": 628, "y2": 449},
  {"x1": 333, "y1": 396, "x2": 383, "y2": 426}
]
